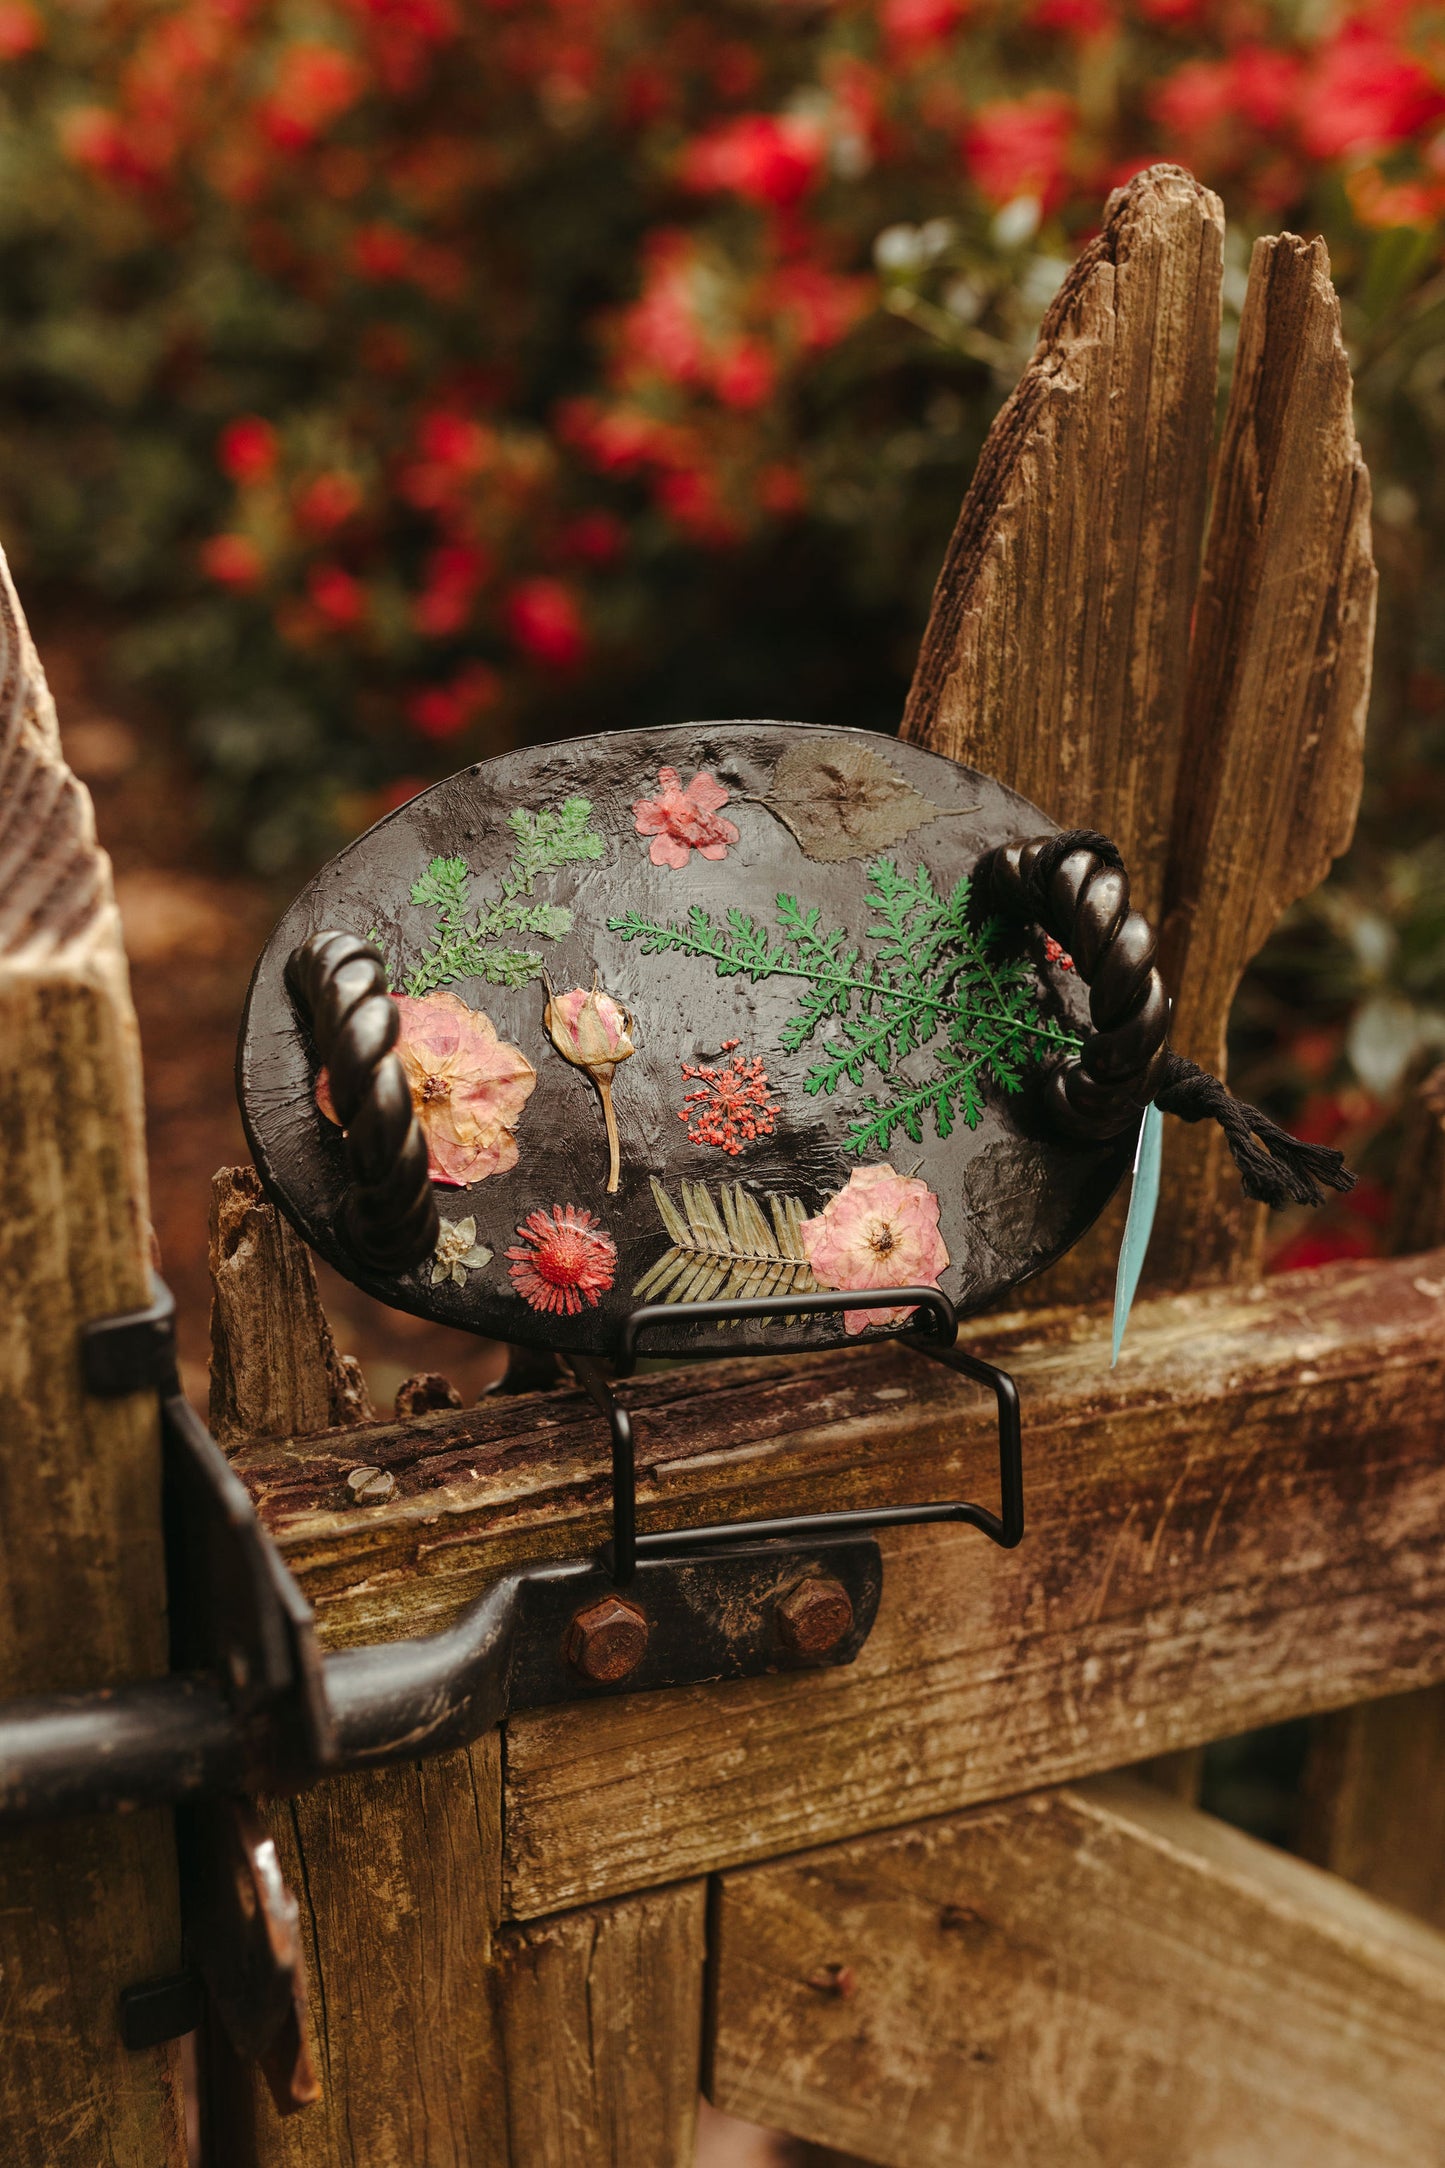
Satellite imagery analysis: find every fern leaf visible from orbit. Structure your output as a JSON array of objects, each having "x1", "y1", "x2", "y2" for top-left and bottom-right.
[{"x1": 633, "y1": 1178, "x2": 820, "y2": 1317}]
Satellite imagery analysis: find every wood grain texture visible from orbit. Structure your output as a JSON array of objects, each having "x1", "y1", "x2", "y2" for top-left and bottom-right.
[
  {"x1": 207, "y1": 1173, "x2": 505, "y2": 2166},
  {"x1": 902, "y1": 164, "x2": 1221, "y2": 1305},
  {"x1": 901, "y1": 163, "x2": 1222, "y2": 921},
  {"x1": 211, "y1": 1741, "x2": 508, "y2": 2168},
  {"x1": 223, "y1": 1249, "x2": 1445, "y2": 1916},
  {"x1": 1297, "y1": 1058, "x2": 1445, "y2": 1927},
  {"x1": 1152, "y1": 232, "x2": 1376, "y2": 1289},
  {"x1": 1300, "y1": 1687, "x2": 1445, "y2": 1929},
  {"x1": 493, "y1": 1882, "x2": 706, "y2": 2167},
  {"x1": 209, "y1": 1164, "x2": 373, "y2": 1447},
  {"x1": 707, "y1": 1775, "x2": 1445, "y2": 2167},
  {"x1": 0, "y1": 543, "x2": 186, "y2": 2164}
]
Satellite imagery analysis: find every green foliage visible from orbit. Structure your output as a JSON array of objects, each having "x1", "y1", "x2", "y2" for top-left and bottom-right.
[
  {"x1": 403, "y1": 797, "x2": 604, "y2": 994},
  {"x1": 610, "y1": 857, "x2": 1080, "y2": 1154}
]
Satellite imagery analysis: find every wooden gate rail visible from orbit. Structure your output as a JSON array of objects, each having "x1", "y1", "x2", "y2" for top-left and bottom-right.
[{"x1": 228, "y1": 1246, "x2": 1445, "y2": 1919}]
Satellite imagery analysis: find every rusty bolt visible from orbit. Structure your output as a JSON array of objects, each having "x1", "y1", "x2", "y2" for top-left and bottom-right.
[
  {"x1": 345, "y1": 1465, "x2": 396, "y2": 1506},
  {"x1": 776, "y1": 1575, "x2": 854, "y2": 1658},
  {"x1": 564, "y1": 1594, "x2": 648, "y2": 1684}
]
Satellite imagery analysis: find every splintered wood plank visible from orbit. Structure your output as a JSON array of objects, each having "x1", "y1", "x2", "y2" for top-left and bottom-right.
[
  {"x1": 706, "y1": 1776, "x2": 1445, "y2": 2167},
  {"x1": 902, "y1": 163, "x2": 1222, "y2": 922},
  {"x1": 1152, "y1": 232, "x2": 1376, "y2": 1289},
  {"x1": 225, "y1": 1249, "x2": 1445, "y2": 1915},
  {"x1": 209, "y1": 1164, "x2": 373, "y2": 1447},
  {"x1": 0, "y1": 552, "x2": 186, "y2": 2163},
  {"x1": 210, "y1": 1742, "x2": 508, "y2": 2168},
  {"x1": 493, "y1": 1882, "x2": 706, "y2": 2166}
]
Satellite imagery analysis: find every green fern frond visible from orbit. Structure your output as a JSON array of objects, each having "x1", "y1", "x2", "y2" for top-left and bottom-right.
[
  {"x1": 609, "y1": 852, "x2": 1081, "y2": 1153},
  {"x1": 403, "y1": 798, "x2": 605, "y2": 995}
]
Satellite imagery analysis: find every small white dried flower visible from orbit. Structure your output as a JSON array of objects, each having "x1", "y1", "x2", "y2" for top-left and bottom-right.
[{"x1": 431, "y1": 1215, "x2": 493, "y2": 1287}]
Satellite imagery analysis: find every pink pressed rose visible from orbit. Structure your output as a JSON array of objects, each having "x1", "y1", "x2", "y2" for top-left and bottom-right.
[
  {"x1": 318, "y1": 988, "x2": 536, "y2": 1188},
  {"x1": 632, "y1": 765, "x2": 740, "y2": 869},
  {"x1": 506, "y1": 1204, "x2": 617, "y2": 1316},
  {"x1": 800, "y1": 1163, "x2": 949, "y2": 1336},
  {"x1": 543, "y1": 981, "x2": 635, "y2": 1194}
]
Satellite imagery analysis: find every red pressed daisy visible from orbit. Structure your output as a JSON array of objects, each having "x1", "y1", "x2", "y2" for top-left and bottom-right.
[{"x1": 506, "y1": 1205, "x2": 617, "y2": 1317}]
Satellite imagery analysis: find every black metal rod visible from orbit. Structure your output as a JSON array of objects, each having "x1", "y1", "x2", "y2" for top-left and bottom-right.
[
  {"x1": 579, "y1": 1285, "x2": 1022, "y2": 1579},
  {"x1": 617, "y1": 1284, "x2": 958, "y2": 1376},
  {"x1": 0, "y1": 1676, "x2": 248, "y2": 1820},
  {"x1": 571, "y1": 1355, "x2": 637, "y2": 1583},
  {"x1": 323, "y1": 1572, "x2": 522, "y2": 1768}
]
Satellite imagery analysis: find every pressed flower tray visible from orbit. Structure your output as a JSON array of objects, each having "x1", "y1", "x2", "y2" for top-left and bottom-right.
[{"x1": 238, "y1": 721, "x2": 1136, "y2": 1358}]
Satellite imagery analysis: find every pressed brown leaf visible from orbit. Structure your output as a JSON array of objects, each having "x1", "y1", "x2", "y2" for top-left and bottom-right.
[{"x1": 756, "y1": 737, "x2": 966, "y2": 862}]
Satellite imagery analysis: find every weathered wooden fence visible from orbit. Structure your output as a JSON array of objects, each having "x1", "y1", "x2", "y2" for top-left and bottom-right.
[{"x1": 4, "y1": 162, "x2": 1445, "y2": 2167}]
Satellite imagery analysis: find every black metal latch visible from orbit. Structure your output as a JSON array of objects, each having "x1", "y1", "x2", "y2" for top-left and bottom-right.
[{"x1": 1, "y1": 1275, "x2": 1022, "y2": 2109}]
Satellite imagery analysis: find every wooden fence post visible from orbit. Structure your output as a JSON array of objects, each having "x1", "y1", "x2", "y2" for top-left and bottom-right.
[
  {"x1": 902, "y1": 163, "x2": 1223, "y2": 924},
  {"x1": 0, "y1": 553, "x2": 187, "y2": 2164},
  {"x1": 1150, "y1": 233, "x2": 1375, "y2": 1289},
  {"x1": 901, "y1": 162, "x2": 1222, "y2": 1306}
]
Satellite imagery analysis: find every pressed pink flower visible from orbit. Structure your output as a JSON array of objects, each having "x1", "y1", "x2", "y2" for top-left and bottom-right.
[
  {"x1": 543, "y1": 981, "x2": 635, "y2": 1193},
  {"x1": 317, "y1": 988, "x2": 536, "y2": 1188},
  {"x1": 632, "y1": 765, "x2": 740, "y2": 870},
  {"x1": 800, "y1": 1163, "x2": 949, "y2": 1336},
  {"x1": 506, "y1": 1204, "x2": 617, "y2": 1316}
]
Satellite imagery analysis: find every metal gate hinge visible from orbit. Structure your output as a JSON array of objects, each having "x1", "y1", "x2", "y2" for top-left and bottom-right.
[{"x1": 82, "y1": 1278, "x2": 179, "y2": 1398}]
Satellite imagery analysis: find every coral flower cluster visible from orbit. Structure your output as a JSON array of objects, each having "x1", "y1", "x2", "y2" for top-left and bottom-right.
[
  {"x1": 317, "y1": 988, "x2": 535, "y2": 1187},
  {"x1": 506, "y1": 1204, "x2": 617, "y2": 1316},
  {"x1": 800, "y1": 1163, "x2": 949, "y2": 1335},
  {"x1": 678, "y1": 1041, "x2": 780, "y2": 1155},
  {"x1": 633, "y1": 766, "x2": 739, "y2": 869}
]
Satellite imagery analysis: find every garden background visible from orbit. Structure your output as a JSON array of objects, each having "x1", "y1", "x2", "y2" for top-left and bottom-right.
[
  {"x1": 5, "y1": 0, "x2": 1442, "y2": 1390},
  {"x1": 5, "y1": 9, "x2": 1440, "y2": 2157}
]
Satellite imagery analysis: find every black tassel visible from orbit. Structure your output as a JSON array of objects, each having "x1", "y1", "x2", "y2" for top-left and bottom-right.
[{"x1": 1153, "y1": 1051, "x2": 1355, "y2": 1210}]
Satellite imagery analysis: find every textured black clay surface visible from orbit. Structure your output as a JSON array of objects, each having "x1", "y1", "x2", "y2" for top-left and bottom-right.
[{"x1": 238, "y1": 722, "x2": 1133, "y2": 1358}]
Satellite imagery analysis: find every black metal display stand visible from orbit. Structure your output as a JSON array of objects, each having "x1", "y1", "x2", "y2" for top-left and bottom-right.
[{"x1": 570, "y1": 1284, "x2": 1022, "y2": 1584}]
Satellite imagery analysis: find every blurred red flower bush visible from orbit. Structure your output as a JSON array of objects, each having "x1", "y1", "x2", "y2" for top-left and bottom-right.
[{"x1": 1, "y1": 0, "x2": 1444, "y2": 921}]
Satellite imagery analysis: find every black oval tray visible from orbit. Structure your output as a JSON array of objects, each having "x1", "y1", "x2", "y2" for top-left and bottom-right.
[{"x1": 238, "y1": 722, "x2": 1133, "y2": 1358}]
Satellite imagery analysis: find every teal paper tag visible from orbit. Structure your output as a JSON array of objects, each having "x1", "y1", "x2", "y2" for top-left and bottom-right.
[{"x1": 1111, "y1": 1101, "x2": 1163, "y2": 1367}]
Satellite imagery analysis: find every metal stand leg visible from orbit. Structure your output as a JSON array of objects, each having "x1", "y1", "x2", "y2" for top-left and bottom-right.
[{"x1": 568, "y1": 1285, "x2": 1024, "y2": 1581}]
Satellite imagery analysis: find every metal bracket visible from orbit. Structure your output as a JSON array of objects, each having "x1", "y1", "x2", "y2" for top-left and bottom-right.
[{"x1": 572, "y1": 1283, "x2": 1023, "y2": 1583}]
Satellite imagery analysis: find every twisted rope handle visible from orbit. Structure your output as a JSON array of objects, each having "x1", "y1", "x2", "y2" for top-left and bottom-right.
[
  {"x1": 974, "y1": 830, "x2": 1356, "y2": 1211},
  {"x1": 285, "y1": 931, "x2": 440, "y2": 1272}
]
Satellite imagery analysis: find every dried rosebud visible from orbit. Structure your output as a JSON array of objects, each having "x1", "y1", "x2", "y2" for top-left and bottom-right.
[
  {"x1": 543, "y1": 984, "x2": 634, "y2": 1079},
  {"x1": 542, "y1": 980, "x2": 635, "y2": 1195}
]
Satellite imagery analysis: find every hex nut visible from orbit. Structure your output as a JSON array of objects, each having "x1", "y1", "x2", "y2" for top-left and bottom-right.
[
  {"x1": 564, "y1": 1594, "x2": 649, "y2": 1684},
  {"x1": 776, "y1": 1575, "x2": 854, "y2": 1658}
]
